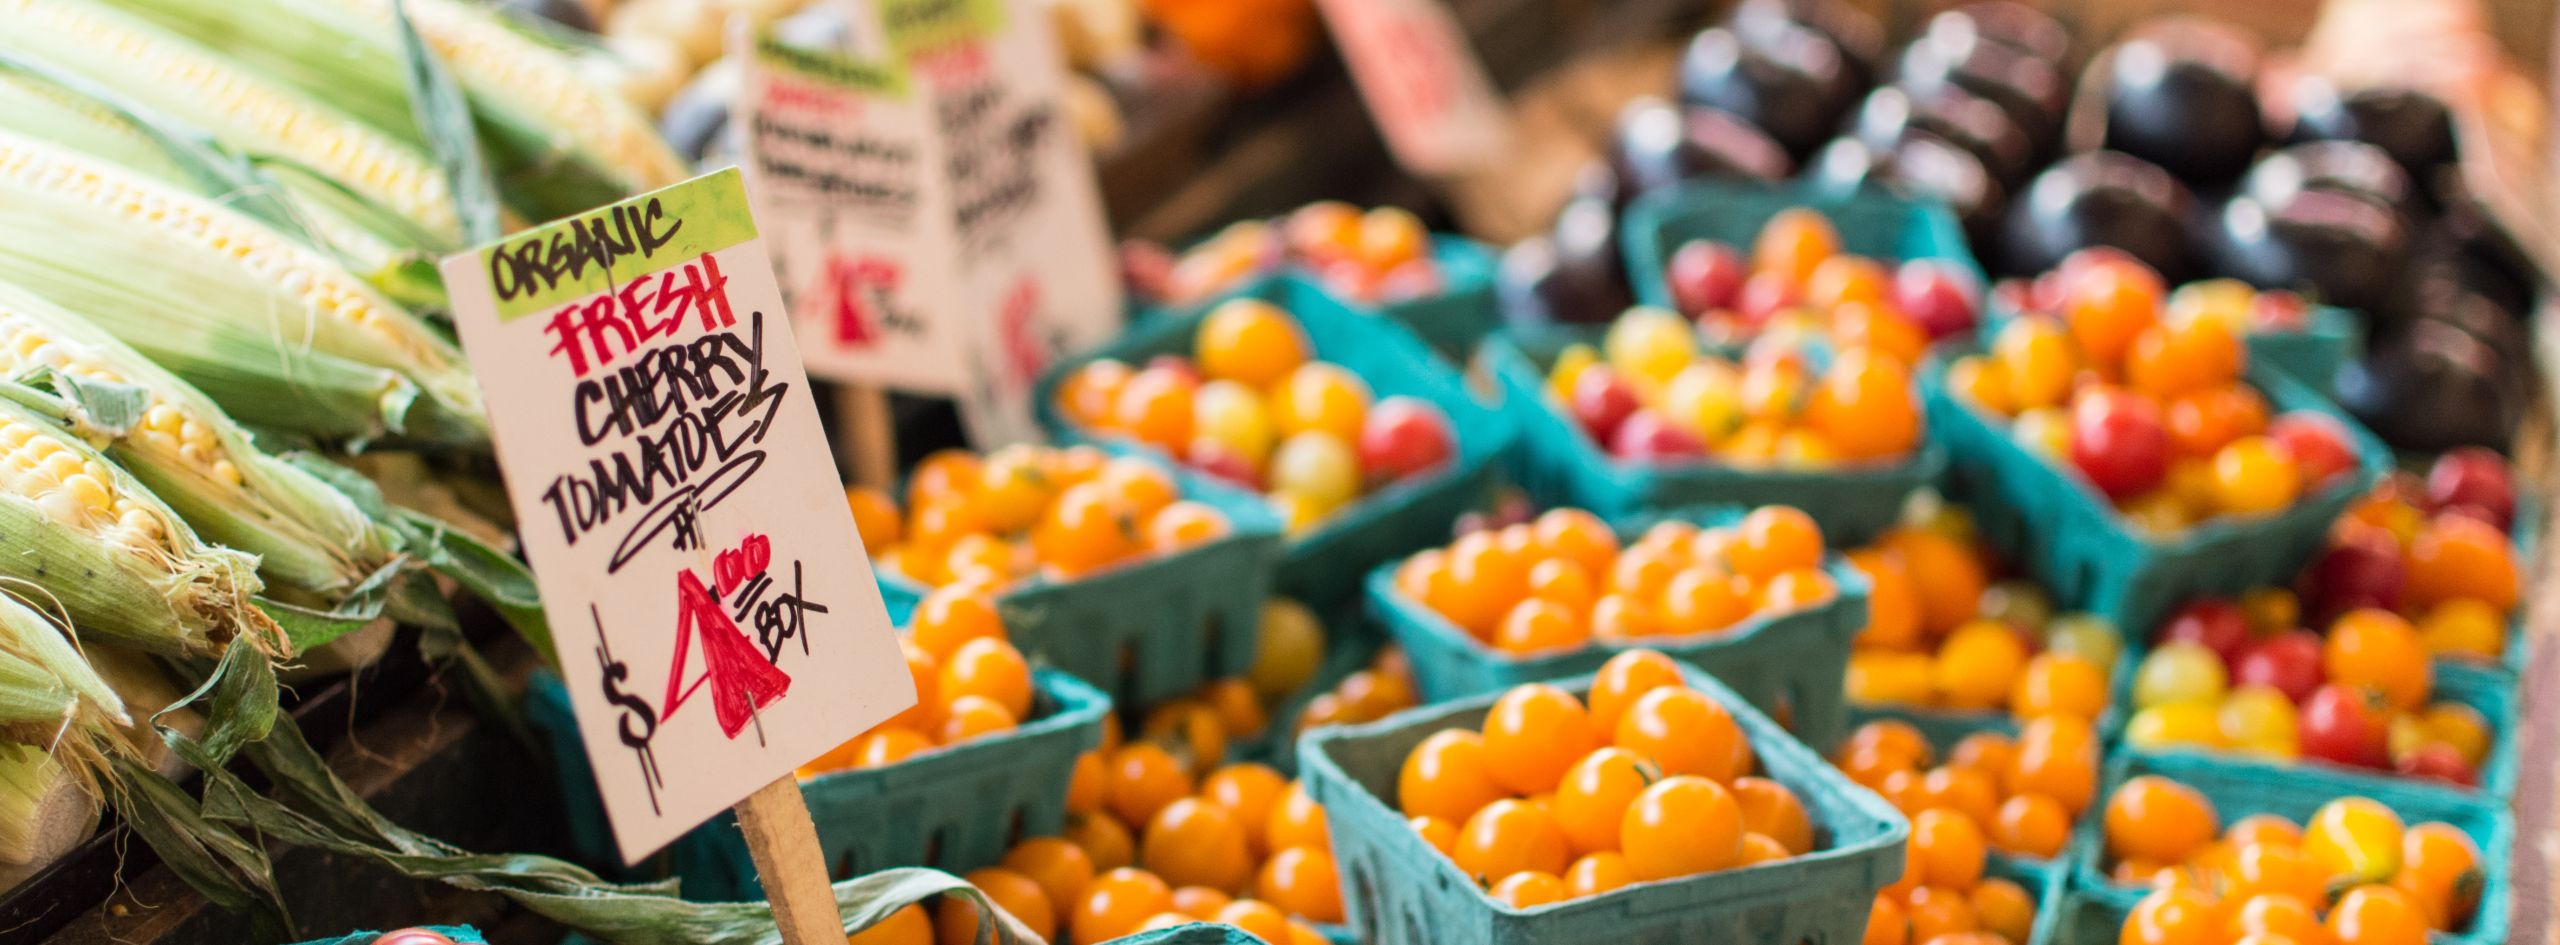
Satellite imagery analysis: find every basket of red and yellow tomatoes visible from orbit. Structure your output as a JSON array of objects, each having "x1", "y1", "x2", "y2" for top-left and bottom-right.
[
  {"x1": 1993, "y1": 253, "x2": 2361, "y2": 392},
  {"x1": 1298, "y1": 649, "x2": 1907, "y2": 945},
  {"x1": 2327, "y1": 448, "x2": 2537, "y2": 678},
  {"x1": 1484, "y1": 315, "x2": 1943, "y2": 541},
  {"x1": 847, "y1": 447, "x2": 1285, "y2": 706},
  {"x1": 1041, "y1": 275, "x2": 1512, "y2": 611},
  {"x1": 2071, "y1": 754, "x2": 2510, "y2": 945},
  {"x1": 1367, "y1": 504, "x2": 1869, "y2": 750},
  {"x1": 1131, "y1": 201, "x2": 1502, "y2": 362},
  {"x1": 1618, "y1": 183, "x2": 1983, "y2": 349},
  {"x1": 1929, "y1": 251, "x2": 2391, "y2": 639}
]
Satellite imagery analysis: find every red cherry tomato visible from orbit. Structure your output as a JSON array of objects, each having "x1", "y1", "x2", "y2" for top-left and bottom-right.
[
  {"x1": 2299, "y1": 684, "x2": 2392, "y2": 770},
  {"x1": 2069, "y1": 389, "x2": 2169, "y2": 501}
]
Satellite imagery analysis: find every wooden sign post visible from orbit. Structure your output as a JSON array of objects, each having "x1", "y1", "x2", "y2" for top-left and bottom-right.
[{"x1": 436, "y1": 168, "x2": 914, "y2": 943}]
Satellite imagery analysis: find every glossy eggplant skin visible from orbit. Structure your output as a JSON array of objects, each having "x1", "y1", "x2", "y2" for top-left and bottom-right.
[
  {"x1": 2288, "y1": 81, "x2": 2460, "y2": 191},
  {"x1": 1680, "y1": 26, "x2": 1859, "y2": 162},
  {"x1": 1896, "y1": 27, "x2": 2068, "y2": 158},
  {"x1": 1610, "y1": 99, "x2": 1792, "y2": 199},
  {"x1": 1814, "y1": 134, "x2": 2005, "y2": 245},
  {"x1": 1999, "y1": 151, "x2": 2198, "y2": 281},
  {"x1": 1926, "y1": 2, "x2": 2072, "y2": 69},
  {"x1": 1500, "y1": 197, "x2": 1634, "y2": 329},
  {"x1": 1852, "y1": 84, "x2": 2035, "y2": 186},
  {"x1": 1734, "y1": 0, "x2": 1886, "y2": 91},
  {"x1": 2338, "y1": 318, "x2": 2526, "y2": 453},
  {"x1": 2098, "y1": 26, "x2": 2266, "y2": 186}
]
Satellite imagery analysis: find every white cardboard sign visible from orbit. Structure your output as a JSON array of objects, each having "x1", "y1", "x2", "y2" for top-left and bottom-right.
[
  {"x1": 1312, "y1": 0, "x2": 1511, "y2": 177},
  {"x1": 438, "y1": 168, "x2": 912, "y2": 863},
  {"x1": 743, "y1": 0, "x2": 1122, "y2": 445}
]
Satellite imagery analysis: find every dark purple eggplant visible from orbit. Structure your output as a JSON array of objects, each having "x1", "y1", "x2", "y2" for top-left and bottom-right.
[
  {"x1": 1733, "y1": 0, "x2": 1886, "y2": 91},
  {"x1": 1814, "y1": 134, "x2": 2005, "y2": 244},
  {"x1": 1609, "y1": 98, "x2": 1793, "y2": 197},
  {"x1": 1499, "y1": 198, "x2": 1633, "y2": 328},
  {"x1": 2099, "y1": 23, "x2": 2265, "y2": 186},
  {"x1": 2288, "y1": 80, "x2": 2460, "y2": 187},
  {"x1": 1925, "y1": 2, "x2": 2072, "y2": 69},
  {"x1": 1999, "y1": 151, "x2": 2197, "y2": 280},
  {"x1": 1852, "y1": 84, "x2": 2035, "y2": 185},
  {"x1": 1679, "y1": 26, "x2": 1856, "y2": 162},
  {"x1": 2337, "y1": 320, "x2": 2524, "y2": 452},
  {"x1": 1898, "y1": 25, "x2": 2069, "y2": 155},
  {"x1": 2210, "y1": 188, "x2": 2408, "y2": 316}
]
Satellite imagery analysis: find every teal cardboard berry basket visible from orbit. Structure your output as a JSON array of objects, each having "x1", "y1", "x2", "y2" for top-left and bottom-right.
[
  {"x1": 2031, "y1": 890, "x2": 2127, "y2": 945},
  {"x1": 1035, "y1": 274, "x2": 1513, "y2": 615},
  {"x1": 1620, "y1": 180, "x2": 1984, "y2": 314},
  {"x1": 527, "y1": 667, "x2": 1109, "y2": 902},
  {"x1": 2106, "y1": 649, "x2": 2519, "y2": 801},
  {"x1": 293, "y1": 928, "x2": 484, "y2": 945},
  {"x1": 1298, "y1": 660, "x2": 1908, "y2": 945},
  {"x1": 874, "y1": 456, "x2": 1283, "y2": 708},
  {"x1": 1368, "y1": 509, "x2": 1870, "y2": 751},
  {"x1": 2065, "y1": 751, "x2": 2512, "y2": 945},
  {"x1": 1109, "y1": 923, "x2": 1268, "y2": 944},
  {"x1": 1986, "y1": 853, "x2": 2073, "y2": 945},
  {"x1": 1923, "y1": 351, "x2": 2392, "y2": 644},
  {"x1": 1483, "y1": 331, "x2": 1946, "y2": 545}
]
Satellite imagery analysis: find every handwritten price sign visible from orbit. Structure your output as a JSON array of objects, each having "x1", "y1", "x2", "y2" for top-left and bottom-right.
[
  {"x1": 742, "y1": 0, "x2": 1121, "y2": 445},
  {"x1": 440, "y1": 168, "x2": 910, "y2": 862},
  {"x1": 1313, "y1": 0, "x2": 1510, "y2": 177}
]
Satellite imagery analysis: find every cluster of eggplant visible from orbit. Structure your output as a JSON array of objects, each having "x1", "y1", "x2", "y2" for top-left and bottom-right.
[{"x1": 1496, "y1": 0, "x2": 2544, "y2": 452}]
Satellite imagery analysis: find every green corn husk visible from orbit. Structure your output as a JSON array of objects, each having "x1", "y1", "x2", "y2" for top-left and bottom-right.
[
  {"x1": 102, "y1": 0, "x2": 690, "y2": 220},
  {"x1": 0, "y1": 591, "x2": 125, "y2": 734},
  {"x1": 0, "y1": 283, "x2": 396, "y2": 598},
  {"x1": 0, "y1": 130, "x2": 487, "y2": 446},
  {"x1": 0, "y1": 0, "x2": 465, "y2": 244},
  {"x1": 0, "y1": 394, "x2": 271, "y2": 657},
  {"x1": 0, "y1": 67, "x2": 451, "y2": 310}
]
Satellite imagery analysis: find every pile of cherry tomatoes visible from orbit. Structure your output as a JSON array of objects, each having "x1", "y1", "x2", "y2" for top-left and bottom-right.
[
  {"x1": 1131, "y1": 202, "x2": 1445, "y2": 308},
  {"x1": 1655, "y1": 208, "x2": 1980, "y2": 350},
  {"x1": 801, "y1": 586, "x2": 1041, "y2": 776},
  {"x1": 1944, "y1": 253, "x2": 2363, "y2": 536},
  {"x1": 1055, "y1": 299, "x2": 1460, "y2": 535},
  {"x1": 1391, "y1": 505, "x2": 1839, "y2": 656},
  {"x1": 2315, "y1": 449, "x2": 2525, "y2": 660},
  {"x1": 1836, "y1": 713, "x2": 2096, "y2": 945},
  {"x1": 2103, "y1": 776, "x2": 2482, "y2": 945},
  {"x1": 2126, "y1": 604, "x2": 2496, "y2": 787},
  {"x1": 848, "y1": 447, "x2": 1236, "y2": 589},
  {"x1": 1992, "y1": 256, "x2": 2318, "y2": 341},
  {"x1": 1546, "y1": 309, "x2": 1926, "y2": 466},
  {"x1": 1393, "y1": 650, "x2": 1821, "y2": 906},
  {"x1": 1841, "y1": 511, "x2": 2121, "y2": 717},
  {"x1": 851, "y1": 749, "x2": 1340, "y2": 945}
]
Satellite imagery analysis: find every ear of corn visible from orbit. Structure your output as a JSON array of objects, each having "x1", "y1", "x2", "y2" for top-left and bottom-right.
[
  {"x1": 102, "y1": 0, "x2": 690, "y2": 220},
  {"x1": 0, "y1": 68, "x2": 451, "y2": 310},
  {"x1": 0, "y1": 130, "x2": 487, "y2": 446},
  {"x1": 0, "y1": 0, "x2": 463, "y2": 244},
  {"x1": 0, "y1": 283, "x2": 395, "y2": 597},
  {"x1": 0, "y1": 741, "x2": 100, "y2": 869},
  {"x1": 0, "y1": 392, "x2": 271, "y2": 657},
  {"x1": 0, "y1": 590, "x2": 126, "y2": 733}
]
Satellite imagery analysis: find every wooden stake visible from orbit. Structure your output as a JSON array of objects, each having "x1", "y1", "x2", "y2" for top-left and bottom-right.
[
  {"x1": 734, "y1": 776, "x2": 843, "y2": 945},
  {"x1": 835, "y1": 384, "x2": 897, "y2": 491}
]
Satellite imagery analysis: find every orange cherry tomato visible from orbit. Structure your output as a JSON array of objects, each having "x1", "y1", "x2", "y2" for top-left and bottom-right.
[{"x1": 1620, "y1": 775, "x2": 1743, "y2": 881}]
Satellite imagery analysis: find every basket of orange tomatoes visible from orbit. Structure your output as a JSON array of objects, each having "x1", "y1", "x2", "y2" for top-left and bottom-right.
[
  {"x1": 1040, "y1": 275, "x2": 1512, "y2": 612},
  {"x1": 523, "y1": 591, "x2": 1110, "y2": 900},
  {"x1": 850, "y1": 447, "x2": 1285, "y2": 706},
  {"x1": 1367, "y1": 504, "x2": 1869, "y2": 750},
  {"x1": 1992, "y1": 252, "x2": 2361, "y2": 393},
  {"x1": 1298, "y1": 649, "x2": 1908, "y2": 945},
  {"x1": 2069, "y1": 754, "x2": 2511, "y2": 945},
  {"x1": 1133, "y1": 201, "x2": 1502, "y2": 362},
  {"x1": 1838, "y1": 506, "x2": 2128, "y2": 739},
  {"x1": 1927, "y1": 252, "x2": 2391, "y2": 639}
]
